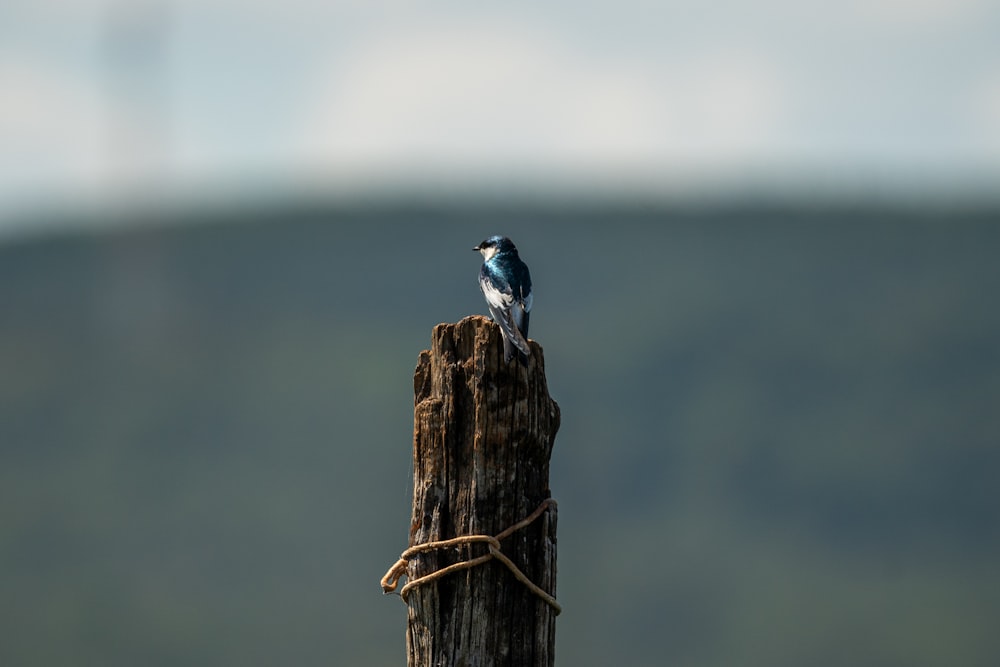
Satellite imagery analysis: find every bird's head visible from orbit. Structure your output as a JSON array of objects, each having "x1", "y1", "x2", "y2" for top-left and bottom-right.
[{"x1": 473, "y1": 236, "x2": 516, "y2": 261}]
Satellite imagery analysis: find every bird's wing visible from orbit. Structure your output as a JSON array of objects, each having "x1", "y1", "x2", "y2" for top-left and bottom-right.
[
  {"x1": 480, "y1": 267, "x2": 529, "y2": 356},
  {"x1": 487, "y1": 303, "x2": 531, "y2": 357},
  {"x1": 513, "y1": 287, "x2": 532, "y2": 337},
  {"x1": 520, "y1": 288, "x2": 533, "y2": 313},
  {"x1": 512, "y1": 303, "x2": 530, "y2": 340},
  {"x1": 479, "y1": 266, "x2": 515, "y2": 310}
]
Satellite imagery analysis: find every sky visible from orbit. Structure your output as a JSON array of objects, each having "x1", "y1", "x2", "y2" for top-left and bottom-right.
[{"x1": 2, "y1": 0, "x2": 1000, "y2": 226}]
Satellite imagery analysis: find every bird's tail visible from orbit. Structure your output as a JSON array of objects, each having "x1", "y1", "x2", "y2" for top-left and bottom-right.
[
  {"x1": 515, "y1": 309, "x2": 530, "y2": 367},
  {"x1": 501, "y1": 336, "x2": 530, "y2": 367},
  {"x1": 489, "y1": 305, "x2": 531, "y2": 365}
]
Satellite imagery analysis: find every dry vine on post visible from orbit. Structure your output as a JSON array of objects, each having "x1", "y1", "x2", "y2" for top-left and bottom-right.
[{"x1": 381, "y1": 315, "x2": 561, "y2": 667}]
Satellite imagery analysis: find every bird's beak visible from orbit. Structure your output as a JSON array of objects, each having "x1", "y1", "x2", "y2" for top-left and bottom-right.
[{"x1": 472, "y1": 245, "x2": 481, "y2": 251}]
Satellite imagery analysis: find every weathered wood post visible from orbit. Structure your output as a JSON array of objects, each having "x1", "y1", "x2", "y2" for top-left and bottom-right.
[{"x1": 382, "y1": 315, "x2": 561, "y2": 667}]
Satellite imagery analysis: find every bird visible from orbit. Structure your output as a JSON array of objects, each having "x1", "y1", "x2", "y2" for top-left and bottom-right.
[{"x1": 473, "y1": 235, "x2": 533, "y2": 366}]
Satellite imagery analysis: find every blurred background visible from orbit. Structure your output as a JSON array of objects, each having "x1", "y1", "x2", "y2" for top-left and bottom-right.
[{"x1": 2, "y1": 1, "x2": 999, "y2": 665}]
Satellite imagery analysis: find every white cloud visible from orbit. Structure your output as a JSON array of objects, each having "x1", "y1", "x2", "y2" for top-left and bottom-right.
[
  {"x1": 845, "y1": 0, "x2": 989, "y2": 27},
  {"x1": 969, "y1": 71, "x2": 1000, "y2": 152},
  {"x1": 296, "y1": 22, "x2": 787, "y2": 175},
  {"x1": 2, "y1": 0, "x2": 996, "y2": 216},
  {"x1": 661, "y1": 50, "x2": 786, "y2": 160},
  {"x1": 0, "y1": 58, "x2": 108, "y2": 202}
]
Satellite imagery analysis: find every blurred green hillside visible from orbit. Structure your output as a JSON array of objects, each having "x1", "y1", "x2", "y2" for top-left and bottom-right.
[{"x1": 1, "y1": 202, "x2": 999, "y2": 666}]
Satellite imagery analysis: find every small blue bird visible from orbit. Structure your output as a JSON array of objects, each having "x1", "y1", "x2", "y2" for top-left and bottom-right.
[{"x1": 474, "y1": 236, "x2": 533, "y2": 366}]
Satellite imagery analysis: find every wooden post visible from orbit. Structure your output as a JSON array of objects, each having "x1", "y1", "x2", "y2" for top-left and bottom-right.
[{"x1": 385, "y1": 315, "x2": 561, "y2": 667}]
